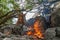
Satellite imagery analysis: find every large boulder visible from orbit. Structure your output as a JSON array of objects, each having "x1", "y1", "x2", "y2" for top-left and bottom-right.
[
  {"x1": 45, "y1": 27, "x2": 60, "y2": 40},
  {"x1": 45, "y1": 28, "x2": 56, "y2": 40},
  {"x1": 51, "y1": 8, "x2": 60, "y2": 27}
]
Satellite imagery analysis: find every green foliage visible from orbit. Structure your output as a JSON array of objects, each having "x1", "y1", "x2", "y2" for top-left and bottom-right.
[
  {"x1": 0, "y1": 0, "x2": 20, "y2": 25},
  {"x1": 0, "y1": 0, "x2": 42, "y2": 25}
]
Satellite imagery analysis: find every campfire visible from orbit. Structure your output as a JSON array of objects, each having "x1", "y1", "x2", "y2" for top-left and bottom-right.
[
  {"x1": 15, "y1": 13, "x2": 45, "y2": 40},
  {"x1": 27, "y1": 17, "x2": 44, "y2": 39}
]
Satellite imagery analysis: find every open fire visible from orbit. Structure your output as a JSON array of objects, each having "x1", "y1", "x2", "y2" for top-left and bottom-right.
[
  {"x1": 27, "y1": 17, "x2": 44, "y2": 39},
  {"x1": 15, "y1": 13, "x2": 44, "y2": 39}
]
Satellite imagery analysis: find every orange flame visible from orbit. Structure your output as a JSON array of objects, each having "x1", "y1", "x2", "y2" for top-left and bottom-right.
[
  {"x1": 27, "y1": 31, "x2": 32, "y2": 36},
  {"x1": 27, "y1": 27, "x2": 33, "y2": 35},
  {"x1": 27, "y1": 19, "x2": 44, "y2": 39},
  {"x1": 33, "y1": 20, "x2": 44, "y2": 39}
]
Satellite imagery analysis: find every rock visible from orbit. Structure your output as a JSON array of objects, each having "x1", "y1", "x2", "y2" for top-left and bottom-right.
[
  {"x1": 0, "y1": 32, "x2": 7, "y2": 38},
  {"x1": 23, "y1": 25, "x2": 28, "y2": 31},
  {"x1": 3, "y1": 38, "x2": 12, "y2": 40},
  {"x1": 45, "y1": 28, "x2": 56, "y2": 40},
  {"x1": 2, "y1": 35, "x2": 31, "y2": 40},
  {"x1": 53, "y1": 37, "x2": 60, "y2": 40},
  {"x1": 55, "y1": 27, "x2": 60, "y2": 37},
  {"x1": 20, "y1": 35, "x2": 30, "y2": 40},
  {"x1": 51, "y1": 8, "x2": 60, "y2": 27},
  {"x1": 45, "y1": 27, "x2": 60, "y2": 40}
]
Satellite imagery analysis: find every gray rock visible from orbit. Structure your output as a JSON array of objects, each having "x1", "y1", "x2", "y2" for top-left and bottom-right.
[
  {"x1": 3, "y1": 38, "x2": 12, "y2": 40},
  {"x1": 56, "y1": 27, "x2": 60, "y2": 36},
  {"x1": 3, "y1": 35, "x2": 31, "y2": 40},
  {"x1": 0, "y1": 32, "x2": 7, "y2": 37},
  {"x1": 45, "y1": 28, "x2": 56, "y2": 40},
  {"x1": 53, "y1": 37, "x2": 60, "y2": 40},
  {"x1": 45, "y1": 27, "x2": 60, "y2": 40},
  {"x1": 23, "y1": 25, "x2": 28, "y2": 31},
  {"x1": 19, "y1": 35, "x2": 30, "y2": 40}
]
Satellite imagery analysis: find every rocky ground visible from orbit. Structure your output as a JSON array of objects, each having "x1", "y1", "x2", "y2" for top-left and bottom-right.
[
  {"x1": 0, "y1": 25, "x2": 60, "y2": 40},
  {"x1": 0, "y1": 27, "x2": 60, "y2": 40}
]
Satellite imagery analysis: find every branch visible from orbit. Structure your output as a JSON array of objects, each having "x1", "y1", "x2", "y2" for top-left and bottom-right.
[{"x1": 0, "y1": 10, "x2": 21, "y2": 25}]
